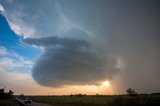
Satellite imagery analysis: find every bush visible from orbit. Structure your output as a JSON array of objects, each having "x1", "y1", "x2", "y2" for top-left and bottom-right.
[{"x1": 126, "y1": 88, "x2": 137, "y2": 96}]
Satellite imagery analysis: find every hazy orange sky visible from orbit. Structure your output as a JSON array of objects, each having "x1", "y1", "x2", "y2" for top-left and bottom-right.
[{"x1": 0, "y1": 70, "x2": 116, "y2": 95}]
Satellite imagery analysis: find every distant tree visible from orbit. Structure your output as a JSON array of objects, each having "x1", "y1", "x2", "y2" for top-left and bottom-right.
[
  {"x1": 8, "y1": 90, "x2": 14, "y2": 97},
  {"x1": 75, "y1": 94, "x2": 83, "y2": 97},
  {"x1": 0, "y1": 87, "x2": 5, "y2": 93},
  {"x1": 0, "y1": 89, "x2": 4, "y2": 93},
  {"x1": 0, "y1": 88, "x2": 5, "y2": 99},
  {"x1": 126, "y1": 88, "x2": 137, "y2": 96},
  {"x1": 70, "y1": 94, "x2": 73, "y2": 97},
  {"x1": 0, "y1": 87, "x2": 14, "y2": 99},
  {"x1": 83, "y1": 94, "x2": 87, "y2": 96},
  {"x1": 19, "y1": 94, "x2": 25, "y2": 99},
  {"x1": 96, "y1": 94, "x2": 99, "y2": 96}
]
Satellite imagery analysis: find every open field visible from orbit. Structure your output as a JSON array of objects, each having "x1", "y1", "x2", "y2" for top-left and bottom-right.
[
  {"x1": 0, "y1": 99, "x2": 17, "y2": 106},
  {"x1": 32, "y1": 96, "x2": 109, "y2": 106},
  {"x1": 31, "y1": 94, "x2": 160, "y2": 106}
]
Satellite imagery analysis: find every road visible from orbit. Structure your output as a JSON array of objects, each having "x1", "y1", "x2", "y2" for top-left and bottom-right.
[{"x1": 16, "y1": 98, "x2": 52, "y2": 106}]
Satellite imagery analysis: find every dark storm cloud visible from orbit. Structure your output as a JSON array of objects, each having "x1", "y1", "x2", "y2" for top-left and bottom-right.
[
  {"x1": 22, "y1": 36, "x2": 90, "y2": 49},
  {"x1": 92, "y1": 0, "x2": 160, "y2": 93},
  {"x1": 22, "y1": 36, "x2": 120, "y2": 87},
  {"x1": 55, "y1": 0, "x2": 160, "y2": 92}
]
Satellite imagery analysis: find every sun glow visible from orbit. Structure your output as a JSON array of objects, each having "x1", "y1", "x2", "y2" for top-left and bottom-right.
[{"x1": 103, "y1": 80, "x2": 110, "y2": 86}]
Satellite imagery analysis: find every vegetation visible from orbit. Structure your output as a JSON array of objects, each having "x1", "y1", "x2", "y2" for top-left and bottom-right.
[
  {"x1": 1, "y1": 87, "x2": 159, "y2": 106},
  {"x1": 126, "y1": 88, "x2": 137, "y2": 96},
  {"x1": 0, "y1": 87, "x2": 17, "y2": 106},
  {"x1": 0, "y1": 99, "x2": 17, "y2": 106},
  {"x1": 32, "y1": 95, "x2": 109, "y2": 106},
  {"x1": 108, "y1": 95, "x2": 160, "y2": 106},
  {"x1": 31, "y1": 94, "x2": 160, "y2": 106},
  {"x1": 0, "y1": 87, "x2": 14, "y2": 99}
]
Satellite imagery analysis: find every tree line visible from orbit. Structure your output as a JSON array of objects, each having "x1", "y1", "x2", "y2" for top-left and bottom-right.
[{"x1": 0, "y1": 87, "x2": 14, "y2": 99}]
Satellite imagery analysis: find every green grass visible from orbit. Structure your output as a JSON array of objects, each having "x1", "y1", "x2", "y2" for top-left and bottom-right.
[
  {"x1": 0, "y1": 99, "x2": 17, "y2": 106},
  {"x1": 32, "y1": 95, "x2": 160, "y2": 106},
  {"x1": 32, "y1": 96, "x2": 110, "y2": 106}
]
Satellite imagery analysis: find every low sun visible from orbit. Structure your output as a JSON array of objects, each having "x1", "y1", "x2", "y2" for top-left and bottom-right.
[{"x1": 103, "y1": 80, "x2": 110, "y2": 86}]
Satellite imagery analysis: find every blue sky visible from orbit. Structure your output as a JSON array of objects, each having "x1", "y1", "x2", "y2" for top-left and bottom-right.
[
  {"x1": 0, "y1": 14, "x2": 40, "y2": 60},
  {"x1": 0, "y1": 0, "x2": 160, "y2": 95}
]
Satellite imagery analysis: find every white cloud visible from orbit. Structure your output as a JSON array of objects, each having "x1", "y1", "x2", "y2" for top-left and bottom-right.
[
  {"x1": 8, "y1": 21, "x2": 35, "y2": 38},
  {"x1": 0, "y1": 4, "x2": 4, "y2": 12},
  {"x1": 0, "y1": 46, "x2": 33, "y2": 72},
  {"x1": 5, "y1": 10, "x2": 36, "y2": 38},
  {"x1": 1, "y1": 1, "x2": 93, "y2": 39},
  {"x1": 0, "y1": 46, "x2": 8, "y2": 56}
]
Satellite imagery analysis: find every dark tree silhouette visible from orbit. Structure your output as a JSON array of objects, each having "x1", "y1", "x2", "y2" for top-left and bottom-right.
[
  {"x1": 8, "y1": 90, "x2": 14, "y2": 98},
  {"x1": 0, "y1": 87, "x2": 14, "y2": 99},
  {"x1": 0, "y1": 88, "x2": 5, "y2": 99},
  {"x1": 126, "y1": 88, "x2": 137, "y2": 96},
  {"x1": 19, "y1": 94, "x2": 25, "y2": 99}
]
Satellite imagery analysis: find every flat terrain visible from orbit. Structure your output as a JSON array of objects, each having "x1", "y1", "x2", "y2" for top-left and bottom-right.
[
  {"x1": 1, "y1": 94, "x2": 160, "y2": 106},
  {"x1": 0, "y1": 99, "x2": 18, "y2": 106},
  {"x1": 25, "y1": 102, "x2": 51, "y2": 106},
  {"x1": 16, "y1": 98, "x2": 52, "y2": 106},
  {"x1": 31, "y1": 95, "x2": 160, "y2": 106},
  {"x1": 32, "y1": 96, "x2": 108, "y2": 106}
]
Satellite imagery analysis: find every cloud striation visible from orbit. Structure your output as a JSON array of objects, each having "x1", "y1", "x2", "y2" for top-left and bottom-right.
[{"x1": 22, "y1": 36, "x2": 120, "y2": 87}]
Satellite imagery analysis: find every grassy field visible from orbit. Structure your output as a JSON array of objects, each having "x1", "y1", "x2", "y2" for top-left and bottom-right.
[
  {"x1": 0, "y1": 99, "x2": 17, "y2": 106},
  {"x1": 31, "y1": 94, "x2": 160, "y2": 106},
  {"x1": 32, "y1": 96, "x2": 109, "y2": 106}
]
